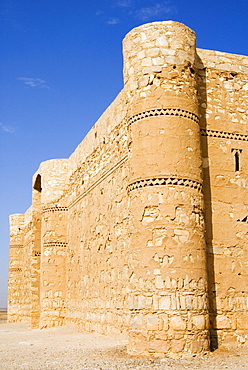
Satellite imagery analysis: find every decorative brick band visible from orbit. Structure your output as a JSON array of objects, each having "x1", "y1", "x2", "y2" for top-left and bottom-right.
[
  {"x1": 34, "y1": 252, "x2": 41, "y2": 257},
  {"x1": 9, "y1": 268, "x2": 22, "y2": 272},
  {"x1": 43, "y1": 242, "x2": 68, "y2": 248},
  {"x1": 127, "y1": 177, "x2": 203, "y2": 192},
  {"x1": 201, "y1": 129, "x2": 248, "y2": 141},
  {"x1": 129, "y1": 108, "x2": 199, "y2": 124},
  {"x1": 43, "y1": 206, "x2": 68, "y2": 213}
]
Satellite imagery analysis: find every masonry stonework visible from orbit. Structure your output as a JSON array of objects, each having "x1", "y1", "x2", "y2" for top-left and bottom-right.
[{"x1": 8, "y1": 21, "x2": 248, "y2": 357}]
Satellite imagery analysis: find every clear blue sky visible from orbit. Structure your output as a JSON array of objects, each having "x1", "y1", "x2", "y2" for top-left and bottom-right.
[{"x1": 1, "y1": 0, "x2": 248, "y2": 308}]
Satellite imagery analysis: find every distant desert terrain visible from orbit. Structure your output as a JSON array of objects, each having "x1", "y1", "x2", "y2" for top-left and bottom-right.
[{"x1": 0, "y1": 309, "x2": 7, "y2": 323}]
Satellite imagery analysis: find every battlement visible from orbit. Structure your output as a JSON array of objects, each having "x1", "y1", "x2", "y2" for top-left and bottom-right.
[{"x1": 8, "y1": 21, "x2": 248, "y2": 356}]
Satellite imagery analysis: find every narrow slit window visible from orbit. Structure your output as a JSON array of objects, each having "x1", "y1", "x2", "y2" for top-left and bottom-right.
[
  {"x1": 232, "y1": 149, "x2": 242, "y2": 172},
  {"x1": 235, "y1": 151, "x2": 240, "y2": 172}
]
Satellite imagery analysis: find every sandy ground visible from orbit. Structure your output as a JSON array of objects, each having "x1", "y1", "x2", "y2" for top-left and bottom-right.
[{"x1": 0, "y1": 322, "x2": 248, "y2": 370}]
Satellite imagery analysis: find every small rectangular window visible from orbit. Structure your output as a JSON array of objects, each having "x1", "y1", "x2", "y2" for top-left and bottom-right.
[{"x1": 231, "y1": 149, "x2": 242, "y2": 172}]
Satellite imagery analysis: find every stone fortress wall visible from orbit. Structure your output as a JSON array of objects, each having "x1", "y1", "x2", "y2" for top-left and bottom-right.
[{"x1": 8, "y1": 21, "x2": 248, "y2": 357}]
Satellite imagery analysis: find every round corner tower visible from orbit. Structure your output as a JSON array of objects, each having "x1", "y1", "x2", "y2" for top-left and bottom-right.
[
  {"x1": 8, "y1": 214, "x2": 25, "y2": 323},
  {"x1": 31, "y1": 159, "x2": 70, "y2": 329},
  {"x1": 123, "y1": 22, "x2": 209, "y2": 356}
]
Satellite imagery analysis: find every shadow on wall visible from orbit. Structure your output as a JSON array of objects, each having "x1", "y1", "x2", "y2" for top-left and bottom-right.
[{"x1": 196, "y1": 54, "x2": 217, "y2": 351}]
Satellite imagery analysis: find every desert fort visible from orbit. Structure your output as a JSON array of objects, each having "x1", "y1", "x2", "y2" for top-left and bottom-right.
[{"x1": 8, "y1": 21, "x2": 248, "y2": 357}]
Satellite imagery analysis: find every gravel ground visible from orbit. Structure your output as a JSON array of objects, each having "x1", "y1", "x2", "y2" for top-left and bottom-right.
[{"x1": 0, "y1": 322, "x2": 248, "y2": 370}]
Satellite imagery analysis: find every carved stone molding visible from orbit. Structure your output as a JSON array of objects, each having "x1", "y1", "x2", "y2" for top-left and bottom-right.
[
  {"x1": 128, "y1": 108, "x2": 199, "y2": 125},
  {"x1": 200, "y1": 128, "x2": 248, "y2": 141},
  {"x1": 127, "y1": 177, "x2": 203, "y2": 192},
  {"x1": 42, "y1": 206, "x2": 68, "y2": 214}
]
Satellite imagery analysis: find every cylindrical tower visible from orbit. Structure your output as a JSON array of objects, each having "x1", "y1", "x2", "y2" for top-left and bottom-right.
[
  {"x1": 124, "y1": 22, "x2": 209, "y2": 356},
  {"x1": 8, "y1": 214, "x2": 25, "y2": 323},
  {"x1": 36, "y1": 159, "x2": 70, "y2": 328}
]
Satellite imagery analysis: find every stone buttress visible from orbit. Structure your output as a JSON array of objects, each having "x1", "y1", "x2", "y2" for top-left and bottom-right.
[{"x1": 123, "y1": 22, "x2": 209, "y2": 355}]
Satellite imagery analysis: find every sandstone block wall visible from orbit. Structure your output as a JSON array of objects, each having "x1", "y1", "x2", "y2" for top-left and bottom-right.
[
  {"x1": 8, "y1": 21, "x2": 248, "y2": 357},
  {"x1": 197, "y1": 47, "x2": 248, "y2": 349}
]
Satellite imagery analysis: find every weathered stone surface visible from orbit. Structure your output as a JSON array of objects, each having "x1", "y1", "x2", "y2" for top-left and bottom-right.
[
  {"x1": 8, "y1": 20, "x2": 248, "y2": 357},
  {"x1": 146, "y1": 314, "x2": 159, "y2": 330},
  {"x1": 170, "y1": 316, "x2": 186, "y2": 331},
  {"x1": 192, "y1": 315, "x2": 206, "y2": 330},
  {"x1": 148, "y1": 339, "x2": 169, "y2": 353},
  {"x1": 170, "y1": 339, "x2": 186, "y2": 353},
  {"x1": 216, "y1": 315, "x2": 232, "y2": 329}
]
